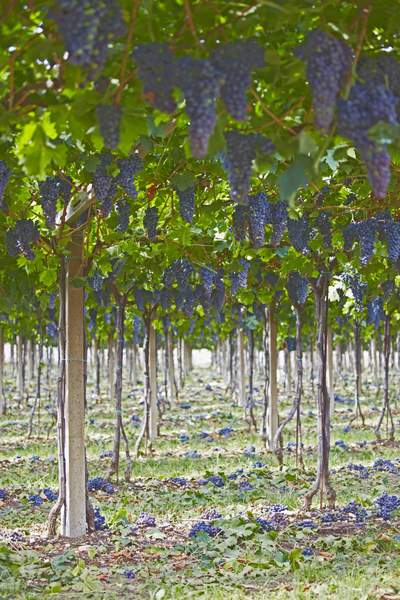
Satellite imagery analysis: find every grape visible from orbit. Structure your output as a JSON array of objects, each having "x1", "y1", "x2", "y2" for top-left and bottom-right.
[
  {"x1": 286, "y1": 271, "x2": 308, "y2": 304},
  {"x1": 87, "y1": 269, "x2": 103, "y2": 292},
  {"x1": 164, "y1": 263, "x2": 177, "y2": 289},
  {"x1": 175, "y1": 259, "x2": 194, "y2": 292},
  {"x1": 28, "y1": 494, "x2": 43, "y2": 506},
  {"x1": 201, "y1": 508, "x2": 222, "y2": 520},
  {"x1": 38, "y1": 177, "x2": 59, "y2": 228},
  {"x1": 93, "y1": 288, "x2": 110, "y2": 308},
  {"x1": 108, "y1": 256, "x2": 125, "y2": 283},
  {"x1": 135, "y1": 512, "x2": 156, "y2": 528},
  {"x1": 43, "y1": 488, "x2": 57, "y2": 501},
  {"x1": 336, "y1": 83, "x2": 398, "y2": 198},
  {"x1": 6, "y1": 219, "x2": 40, "y2": 260},
  {"x1": 358, "y1": 54, "x2": 400, "y2": 117},
  {"x1": 231, "y1": 204, "x2": 248, "y2": 242},
  {"x1": 210, "y1": 38, "x2": 266, "y2": 121},
  {"x1": 270, "y1": 200, "x2": 288, "y2": 246},
  {"x1": 145, "y1": 290, "x2": 155, "y2": 306},
  {"x1": 264, "y1": 272, "x2": 279, "y2": 287},
  {"x1": 248, "y1": 192, "x2": 271, "y2": 249},
  {"x1": 381, "y1": 279, "x2": 395, "y2": 301},
  {"x1": 94, "y1": 507, "x2": 108, "y2": 531},
  {"x1": 341, "y1": 271, "x2": 367, "y2": 312},
  {"x1": 160, "y1": 288, "x2": 169, "y2": 311},
  {"x1": 173, "y1": 56, "x2": 224, "y2": 158},
  {"x1": 173, "y1": 185, "x2": 196, "y2": 223},
  {"x1": 116, "y1": 155, "x2": 144, "y2": 198},
  {"x1": 222, "y1": 131, "x2": 275, "y2": 205},
  {"x1": 342, "y1": 222, "x2": 358, "y2": 251},
  {"x1": 367, "y1": 296, "x2": 385, "y2": 328},
  {"x1": 99, "y1": 180, "x2": 118, "y2": 219},
  {"x1": 285, "y1": 337, "x2": 297, "y2": 352},
  {"x1": 238, "y1": 258, "x2": 250, "y2": 289},
  {"x1": 133, "y1": 287, "x2": 146, "y2": 311},
  {"x1": 229, "y1": 272, "x2": 240, "y2": 296},
  {"x1": 196, "y1": 284, "x2": 210, "y2": 315},
  {"x1": 96, "y1": 105, "x2": 122, "y2": 150},
  {"x1": 189, "y1": 521, "x2": 220, "y2": 538},
  {"x1": 294, "y1": 28, "x2": 352, "y2": 133},
  {"x1": 133, "y1": 315, "x2": 141, "y2": 344},
  {"x1": 211, "y1": 285, "x2": 225, "y2": 310},
  {"x1": 50, "y1": 0, "x2": 126, "y2": 76},
  {"x1": 92, "y1": 153, "x2": 114, "y2": 200},
  {"x1": 154, "y1": 289, "x2": 161, "y2": 304},
  {"x1": 0, "y1": 160, "x2": 11, "y2": 207},
  {"x1": 143, "y1": 205, "x2": 158, "y2": 240},
  {"x1": 199, "y1": 264, "x2": 216, "y2": 298},
  {"x1": 48, "y1": 291, "x2": 57, "y2": 309},
  {"x1": 174, "y1": 289, "x2": 184, "y2": 310},
  {"x1": 344, "y1": 192, "x2": 356, "y2": 206},
  {"x1": 56, "y1": 175, "x2": 74, "y2": 203},
  {"x1": 287, "y1": 215, "x2": 311, "y2": 254},
  {"x1": 357, "y1": 218, "x2": 378, "y2": 266},
  {"x1": 88, "y1": 477, "x2": 104, "y2": 491},
  {"x1": 89, "y1": 308, "x2": 97, "y2": 332},
  {"x1": 132, "y1": 42, "x2": 177, "y2": 114},
  {"x1": 384, "y1": 220, "x2": 400, "y2": 263},
  {"x1": 183, "y1": 288, "x2": 196, "y2": 318},
  {"x1": 116, "y1": 198, "x2": 130, "y2": 233},
  {"x1": 314, "y1": 210, "x2": 332, "y2": 248}
]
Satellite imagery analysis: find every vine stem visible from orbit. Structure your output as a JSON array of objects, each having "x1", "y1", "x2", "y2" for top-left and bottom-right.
[
  {"x1": 345, "y1": 1, "x2": 371, "y2": 98},
  {"x1": 183, "y1": 0, "x2": 200, "y2": 47},
  {"x1": 250, "y1": 88, "x2": 297, "y2": 136}
]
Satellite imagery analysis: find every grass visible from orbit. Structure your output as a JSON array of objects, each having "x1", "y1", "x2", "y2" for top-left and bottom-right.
[{"x1": 1, "y1": 352, "x2": 400, "y2": 599}]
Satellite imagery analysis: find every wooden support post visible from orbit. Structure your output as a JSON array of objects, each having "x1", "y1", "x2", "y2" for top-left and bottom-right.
[
  {"x1": 149, "y1": 324, "x2": 158, "y2": 439},
  {"x1": 18, "y1": 335, "x2": 23, "y2": 400},
  {"x1": 168, "y1": 330, "x2": 175, "y2": 403},
  {"x1": 327, "y1": 326, "x2": 334, "y2": 417},
  {"x1": 63, "y1": 228, "x2": 86, "y2": 537},
  {"x1": 267, "y1": 298, "x2": 278, "y2": 450},
  {"x1": 237, "y1": 328, "x2": 246, "y2": 408}
]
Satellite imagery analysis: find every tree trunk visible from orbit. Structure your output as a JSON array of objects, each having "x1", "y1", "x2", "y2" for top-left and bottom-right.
[
  {"x1": 0, "y1": 328, "x2": 4, "y2": 416},
  {"x1": 247, "y1": 329, "x2": 257, "y2": 431},
  {"x1": 303, "y1": 274, "x2": 335, "y2": 510},
  {"x1": 376, "y1": 317, "x2": 394, "y2": 441},
  {"x1": 18, "y1": 335, "x2": 23, "y2": 402},
  {"x1": 149, "y1": 322, "x2": 158, "y2": 439},
  {"x1": 274, "y1": 306, "x2": 304, "y2": 468},
  {"x1": 168, "y1": 329, "x2": 175, "y2": 404},
  {"x1": 327, "y1": 327, "x2": 334, "y2": 417},
  {"x1": 28, "y1": 316, "x2": 43, "y2": 438},
  {"x1": 109, "y1": 331, "x2": 115, "y2": 402},
  {"x1": 350, "y1": 324, "x2": 365, "y2": 426}
]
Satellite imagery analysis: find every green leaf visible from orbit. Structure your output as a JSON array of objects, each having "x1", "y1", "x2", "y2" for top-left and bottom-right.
[
  {"x1": 171, "y1": 171, "x2": 195, "y2": 191},
  {"x1": 278, "y1": 155, "x2": 313, "y2": 205}
]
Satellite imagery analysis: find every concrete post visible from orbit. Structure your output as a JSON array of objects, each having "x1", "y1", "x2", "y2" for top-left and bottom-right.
[
  {"x1": 168, "y1": 330, "x2": 175, "y2": 403},
  {"x1": 267, "y1": 298, "x2": 278, "y2": 450},
  {"x1": 63, "y1": 229, "x2": 86, "y2": 537},
  {"x1": 327, "y1": 326, "x2": 334, "y2": 417},
  {"x1": 149, "y1": 324, "x2": 158, "y2": 438},
  {"x1": 237, "y1": 328, "x2": 246, "y2": 408},
  {"x1": 18, "y1": 335, "x2": 23, "y2": 400}
]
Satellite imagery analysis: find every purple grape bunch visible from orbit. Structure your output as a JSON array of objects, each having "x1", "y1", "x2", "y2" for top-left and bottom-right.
[
  {"x1": 143, "y1": 205, "x2": 159, "y2": 240},
  {"x1": 6, "y1": 219, "x2": 40, "y2": 260}
]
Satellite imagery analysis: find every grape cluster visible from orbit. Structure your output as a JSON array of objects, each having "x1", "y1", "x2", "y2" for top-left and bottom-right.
[
  {"x1": 87, "y1": 269, "x2": 103, "y2": 292},
  {"x1": 183, "y1": 288, "x2": 196, "y2": 318},
  {"x1": 88, "y1": 308, "x2": 97, "y2": 332},
  {"x1": 198, "y1": 475, "x2": 224, "y2": 487},
  {"x1": 48, "y1": 291, "x2": 57, "y2": 309},
  {"x1": 94, "y1": 76, "x2": 110, "y2": 94},
  {"x1": 211, "y1": 286, "x2": 225, "y2": 310},
  {"x1": 381, "y1": 279, "x2": 395, "y2": 300},
  {"x1": 116, "y1": 155, "x2": 144, "y2": 198},
  {"x1": 133, "y1": 287, "x2": 146, "y2": 311},
  {"x1": 201, "y1": 508, "x2": 222, "y2": 520},
  {"x1": 222, "y1": 131, "x2": 275, "y2": 205},
  {"x1": 28, "y1": 494, "x2": 43, "y2": 506},
  {"x1": 173, "y1": 56, "x2": 224, "y2": 158},
  {"x1": 374, "y1": 493, "x2": 400, "y2": 520},
  {"x1": 174, "y1": 289, "x2": 184, "y2": 309},
  {"x1": 0, "y1": 489, "x2": 6, "y2": 500},
  {"x1": 358, "y1": 54, "x2": 400, "y2": 117},
  {"x1": 6, "y1": 219, "x2": 40, "y2": 260},
  {"x1": 199, "y1": 264, "x2": 216, "y2": 298},
  {"x1": 255, "y1": 517, "x2": 276, "y2": 532},
  {"x1": 88, "y1": 477, "x2": 104, "y2": 491},
  {"x1": 264, "y1": 272, "x2": 279, "y2": 287},
  {"x1": 302, "y1": 547, "x2": 313, "y2": 556},
  {"x1": 210, "y1": 38, "x2": 266, "y2": 121},
  {"x1": 132, "y1": 42, "x2": 177, "y2": 114},
  {"x1": 124, "y1": 570, "x2": 135, "y2": 580},
  {"x1": 238, "y1": 259, "x2": 250, "y2": 289},
  {"x1": 270, "y1": 200, "x2": 288, "y2": 246},
  {"x1": 108, "y1": 256, "x2": 126, "y2": 283},
  {"x1": 173, "y1": 185, "x2": 196, "y2": 223},
  {"x1": 38, "y1": 177, "x2": 59, "y2": 228},
  {"x1": 287, "y1": 215, "x2": 311, "y2": 254},
  {"x1": 229, "y1": 272, "x2": 240, "y2": 296},
  {"x1": 92, "y1": 153, "x2": 114, "y2": 200},
  {"x1": 42, "y1": 488, "x2": 57, "y2": 501},
  {"x1": 231, "y1": 204, "x2": 248, "y2": 242},
  {"x1": 286, "y1": 271, "x2": 308, "y2": 305},
  {"x1": 314, "y1": 210, "x2": 332, "y2": 248},
  {"x1": 384, "y1": 220, "x2": 400, "y2": 264},
  {"x1": 342, "y1": 222, "x2": 358, "y2": 252},
  {"x1": 99, "y1": 180, "x2": 118, "y2": 219},
  {"x1": 285, "y1": 337, "x2": 297, "y2": 352},
  {"x1": 50, "y1": 0, "x2": 126, "y2": 76},
  {"x1": 94, "y1": 507, "x2": 108, "y2": 531},
  {"x1": 373, "y1": 458, "x2": 398, "y2": 474},
  {"x1": 248, "y1": 192, "x2": 271, "y2": 249},
  {"x1": 189, "y1": 521, "x2": 220, "y2": 538},
  {"x1": 294, "y1": 28, "x2": 352, "y2": 133},
  {"x1": 93, "y1": 288, "x2": 110, "y2": 308},
  {"x1": 195, "y1": 284, "x2": 210, "y2": 315},
  {"x1": 337, "y1": 83, "x2": 398, "y2": 198},
  {"x1": 56, "y1": 175, "x2": 74, "y2": 203},
  {"x1": 366, "y1": 296, "x2": 385, "y2": 329},
  {"x1": 160, "y1": 288, "x2": 169, "y2": 311},
  {"x1": 341, "y1": 271, "x2": 367, "y2": 312},
  {"x1": 170, "y1": 477, "x2": 187, "y2": 486},
  {"x1": 114, "y1": 198, "x2": 130, "y2": 234},
  {"x1": 143, "y1": 205, "x2": 158, "y2": 240},
  {"x1": 135, "y1": 512, "x2": 156, "y2": 528},
  {"x1": 358, "y1": 218, "x2": 378, "y2": 266},
  {"x1": 265, "y1": 503, "x2": 288, "y2": 513},
  {"x1": 344, "y1": 192, "x2": 356, "y2": 206},
  {"x1": 0, "y1": 160, "x2": 11, "y2": 208}
]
